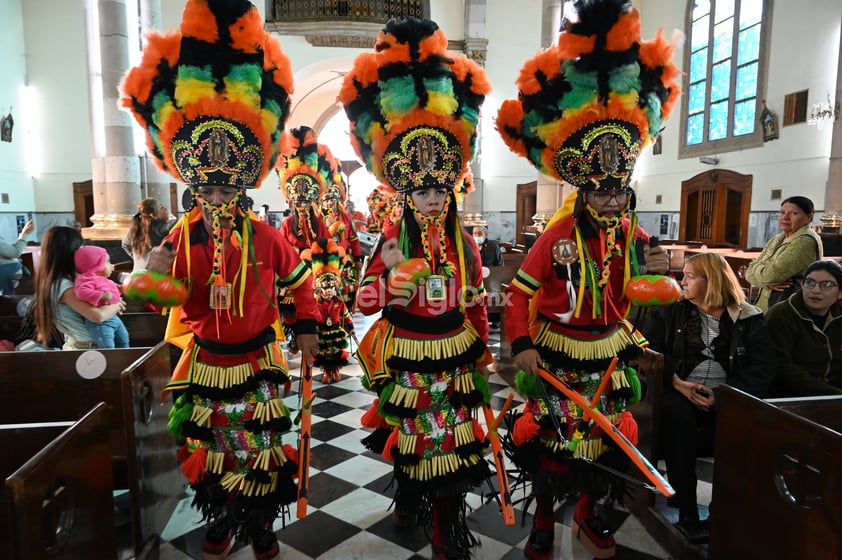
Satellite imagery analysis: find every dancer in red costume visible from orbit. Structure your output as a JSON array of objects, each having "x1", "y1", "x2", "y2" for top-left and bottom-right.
[
  {"x1": 277, "y1": 126, "x2": 332, "y2": 355},
  {"x1": 319, "y1": 151, "x2": 364, "y2": 311},
  {"x1": 302, "y1": 238, "x2": 356, "y2": 384},
  {"x1": 340, "y1": 17, "x2": 495, "y2": 560},
  {"x1": 496, "y1": 1, "x2": 680, "y2": 558},
  {"x1": 120, "y1": 2, "x2": 318, "y2": 558}
]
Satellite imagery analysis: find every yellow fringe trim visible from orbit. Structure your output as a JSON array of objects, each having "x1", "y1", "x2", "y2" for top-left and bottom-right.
[
  {"x1": 206, "y1": 450, "x2": 226, "y2": 475},
  {"x1": 220, "y1": 470, "x2": 279, "y2": 497},
  {"x1": 389, "y1": 384, "x2": 419, "y2": 410},
  {"x1": 192, "y1": 350, "x2": 286, "y2": 390},
  {"x1": 254, "y1": 398, "x2": 286, "y2": 424},
  {"x1": 397, "y1": 431, "x2": 417, "y2": 456},
  {"x1": 392, "y1": 325, "x2": 479, "y2": 362},
  {"x1": 402, "y1": 452, "x2": 482, "y2": 481},
  {"x1": 453, "y1": 370, "x2": 476, "y2": 394},
  {"x1": 611, "y1": 369, "x2": 629, "y2": 391},
  {"x1": 191, "y1": 404, "x2": 213, "y2": 428},
  {"x1": 453, "y1": 421, "x2": 476, "y2": 447},
  {"x1": 531, "y1": 320, "x2": 636, "y2": 361}
]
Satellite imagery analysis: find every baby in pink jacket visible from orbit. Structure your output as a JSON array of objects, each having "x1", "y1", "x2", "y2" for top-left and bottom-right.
[{"x1": 74, "y1": 245, "x2": 129, "y2": 348}]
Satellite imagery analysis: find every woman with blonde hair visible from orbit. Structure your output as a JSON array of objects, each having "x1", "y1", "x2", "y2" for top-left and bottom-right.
[
  {"x1": 121, "y1": 197, "x2": 171, "y2": 272},
  {"x1": 642, "y1": 253, "x2": 775, "y2": 542}
]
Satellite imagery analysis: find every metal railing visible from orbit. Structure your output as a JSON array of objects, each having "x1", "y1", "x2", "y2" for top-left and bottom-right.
[{"x1": 269, "y1": 0, "x2": 423, "y2": 23}]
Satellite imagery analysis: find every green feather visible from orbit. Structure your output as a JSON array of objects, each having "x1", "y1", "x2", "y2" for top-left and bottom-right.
[
  {"x1": 626, "y1": 366, "x2": 642, "y2": 405},
  {"x1": 380, "y1": 75, "x2": 419, "y2": 115},
  {"x1": 472, "y1": 370, "x2": 491, "y2": 404},
  {"x1": 515, "y1": 369, "x2": 543, "y2": 400},
  {"x1": 167, "y1": 393, "x2": 193, "y2": 439},
  {"x1": 607, "y1": 63, "x2": 641, "y2": 95},
  {"x1": 227, "y1": 63, "x2": 262, "y2": 88}
]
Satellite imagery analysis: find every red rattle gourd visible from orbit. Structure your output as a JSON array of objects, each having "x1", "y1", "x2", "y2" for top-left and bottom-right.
[{"x1": 625, "y1": 274, "x2": 681, "y2": 306}]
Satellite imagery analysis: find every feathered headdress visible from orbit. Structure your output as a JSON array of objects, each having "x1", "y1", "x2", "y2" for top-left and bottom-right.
[
  {"x1": 279, "y1": 126, "x2": 330, "y2": 203},
  {"x1": 322, "y1": 150, "x2": 347, "y2": 202},
  {"x1": 120, "y1": 0, "x2": 294, "y2": 189},
  {"x1": 496, "y1": 0, "x2": 680, "y2": 191},
  {"x1": 339, "y1": 17, "x2": 491, "y2": 194},
  {"x1": 301, "y1": 238, "x2": 345, "y2": 291}
]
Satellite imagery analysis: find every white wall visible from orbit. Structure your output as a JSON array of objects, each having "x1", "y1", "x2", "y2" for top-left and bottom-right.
[
  {"x1": 635, "y1": 0, "x2": 841, "y2": 213},
  {"x1": 0, "y1": 0, "x2": 34, "y2": 214},
  {"x1": 2, "y1": 0, "x2": 840, "y2": 221}
]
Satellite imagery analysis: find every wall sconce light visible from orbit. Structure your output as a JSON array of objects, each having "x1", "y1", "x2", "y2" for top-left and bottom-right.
[
  {"x1": 699, "y1": 156, "x2": 719, "y2": 165},
  {"x1": 808, "y1": 93, "x2": 840, "y2": 130}
]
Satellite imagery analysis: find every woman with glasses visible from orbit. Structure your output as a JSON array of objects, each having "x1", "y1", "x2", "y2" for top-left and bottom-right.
[
  {"x1": 745, "y1": 196, "x2": 823, "y2": 311},
  {"x1": 642, "y1": 253, "x2": 776, "y2": 543},
  {"x1": 765, "y1": 260, "x2": 842, "y2": 397}
]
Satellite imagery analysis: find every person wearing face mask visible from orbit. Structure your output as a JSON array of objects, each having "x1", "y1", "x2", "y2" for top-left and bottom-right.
[
  {"x1": 766, "y1": 259, "x2": 842, "y2": 396},
  {"x1": 120, "y1": 2, "x2": 319, "y2": 558},
  {"x1": 340, "y1": 17, "x2": 494, "y2": 560},
  {"x1": 471, "y1": 225, "x2": 504, "y2": 267},
  {"x1": 496, "y1": 1, "x2": 679, "y2": 557}
]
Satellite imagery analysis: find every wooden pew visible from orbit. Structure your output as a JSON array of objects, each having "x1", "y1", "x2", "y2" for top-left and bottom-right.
[
  {"x1": 0, "y1": 309, "x2": 167, "y2": 349},
  {"x1": 710, "y1": 387, "x2": 842, "y2": 558},
  {"x1": 0, "y1": 343, "x2": 183, "y2": 557},
  {"x1": 2, "y1": 403, "x2": 116, "y2": 559},
  {"x1": 622, "y1": 349, "x2": 709, "y2": 560}
]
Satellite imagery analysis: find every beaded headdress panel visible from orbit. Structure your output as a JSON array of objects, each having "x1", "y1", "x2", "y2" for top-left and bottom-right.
[
  {"x1": 496, "y1": 0, "x2": 681, "y2": 191},
  {"x1": 339, "y1": 17, "x2": 491, "y2": 194},
  {"x1": 279, "y1": 126, "x2": 330, "y2": 203},
  {"x1": 120, "y1": 0, "x2": 294, "y2": 189}
]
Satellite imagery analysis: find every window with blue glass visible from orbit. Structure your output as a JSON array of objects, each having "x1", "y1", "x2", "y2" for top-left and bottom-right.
[{"x1": 680, "y1": 0, "x2": 769, "y2": 157}]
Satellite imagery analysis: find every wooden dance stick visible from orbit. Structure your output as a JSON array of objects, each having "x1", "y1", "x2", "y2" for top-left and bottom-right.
[
  {"x1": 537, "y1": 368, "x2": 675, "y2": 497},
  {"x1": 585, "y1": 356, "x2": 619, "y2": 421},
  {"x1": 481, "y1": 393, "x2": 516, "y2": 526},
  {"x1": 296, "y1": 361, "x2": 315, "y2": 518}
]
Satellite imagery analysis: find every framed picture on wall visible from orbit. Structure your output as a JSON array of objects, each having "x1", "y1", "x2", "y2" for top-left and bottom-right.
[{"x1": 783, "y1": 90, "x2": 808, "y2": 126}]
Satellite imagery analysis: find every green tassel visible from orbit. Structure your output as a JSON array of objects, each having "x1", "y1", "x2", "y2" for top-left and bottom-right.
[
  {"x1": 515, "y1": 369, "x2": 544, "y2": 400},
  {"x1": 473, "y1": 370, "x2": 491, "y2": 404},
  {"x1": 377, "y1": 381, "x2": 401, "y2": 425},
  {"x1": 626, "y1": 366, "x2": 642, "y2": 405},
  {"x1": 167, "y1": 393, "x2": 193, "y2": 438}
]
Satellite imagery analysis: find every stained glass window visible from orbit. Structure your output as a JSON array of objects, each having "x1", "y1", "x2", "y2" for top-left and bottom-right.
[{"x1": 682, "y1": 0, "x2": 768, "y2": 154}]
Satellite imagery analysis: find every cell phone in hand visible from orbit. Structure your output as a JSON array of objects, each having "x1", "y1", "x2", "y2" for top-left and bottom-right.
[
  {"x1": 695, "y1": 388, "x2": 710, "y2": 397},
  {"x1": 649, "y1": 236, "x2": 660, "y2": 249}
]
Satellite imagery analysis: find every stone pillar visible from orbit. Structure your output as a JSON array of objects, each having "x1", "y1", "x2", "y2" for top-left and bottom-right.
[
  {"x1": 136, "y1": 0, "x2": 174, "y2": 214},
  {"x1": 462, "y1": 0, "x2": 489, "y2": 224},
  {"x1": 823, "y1": 22, "x2": 842, "y2": 214},
  {"x1": 541, "y1": 0, "x2": 562, "y2": 48},
  {"x1": 83, "y1": 0, "x2": 139, "y2": 241},
  {"x1": 534, "y1": 0, "x2": 566, "y2": 221}
]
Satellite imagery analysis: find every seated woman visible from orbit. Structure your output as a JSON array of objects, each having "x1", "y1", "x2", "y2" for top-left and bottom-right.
[
  {"x1": 766, "y1": 260, "x2": 842, "y2": 397},
  {"x1": 745, "y1": 196, "x2": 823, "y2": 312},
  {"x1": 34, "y1": 226, "x2": 126, "y2": 349},
  {"x1": 642, "y1": 253, "x2": 776, "y2": 542}
]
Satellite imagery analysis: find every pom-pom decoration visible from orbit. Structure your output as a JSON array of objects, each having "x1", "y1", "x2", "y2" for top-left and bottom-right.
[
  {"x1": 624, "y1": 274, "x2": 680, "y2": 306},
  {"x1": 123, "y1": 269, "x2": 188, "y2": 307}
]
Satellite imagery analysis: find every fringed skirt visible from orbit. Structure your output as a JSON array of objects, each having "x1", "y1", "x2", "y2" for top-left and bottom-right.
[
  {"x1": 355, "y1": 315, "x2": 493, "y2": 550},
  {"x1": 505, "y1": 317, "x2": 645, "y2": 501},
  {"x1": 314, "y1": 321, "x2": 350, "y2": 371},
  {"x1": 166, "y1": 333, "x2": 298, "y2": 540}
]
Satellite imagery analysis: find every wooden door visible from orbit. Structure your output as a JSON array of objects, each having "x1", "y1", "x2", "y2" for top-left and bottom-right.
[
  {"x1": 679, "y1": 170, "x2": 751, "y2": 248},
  {"x1": 516, "y1": 181, "x2": 537, "y2": 245},
  {"x1": 72, "y1": 179, "x2": 94, "y2": 228}
]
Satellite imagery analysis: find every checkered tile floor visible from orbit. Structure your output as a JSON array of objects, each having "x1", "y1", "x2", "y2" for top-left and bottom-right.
[{"x1": 141, "y1": 312, "x2": 698, "y2": 560}]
